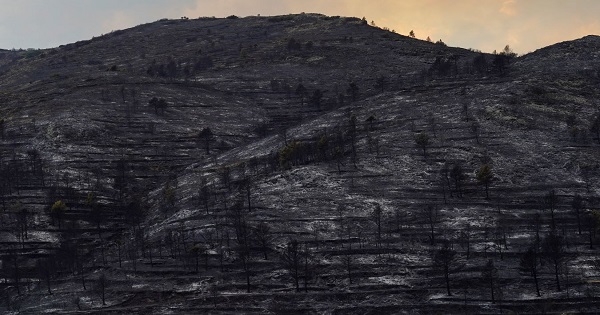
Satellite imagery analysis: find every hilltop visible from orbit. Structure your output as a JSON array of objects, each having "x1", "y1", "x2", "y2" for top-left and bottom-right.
[{"x1": 1, "y1": 14, "x2": 600, "y2": 314}]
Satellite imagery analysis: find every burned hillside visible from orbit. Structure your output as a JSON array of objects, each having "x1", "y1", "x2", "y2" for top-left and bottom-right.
[{"x1": 1, "y1": 13, "x2": 600, "y2": 314}]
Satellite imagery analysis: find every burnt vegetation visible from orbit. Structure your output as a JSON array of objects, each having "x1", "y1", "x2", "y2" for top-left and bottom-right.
[{"x1": 1, "y1": 13, "x2": 600, "y2": 314}]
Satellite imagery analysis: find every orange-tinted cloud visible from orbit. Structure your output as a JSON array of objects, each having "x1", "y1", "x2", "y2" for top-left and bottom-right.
[
  {"x1": 500, "y1": 0, "x2": 517, "y2": 16},
  {"x1": 103, "y1": 11, "x2": 135, "y2": 33}
]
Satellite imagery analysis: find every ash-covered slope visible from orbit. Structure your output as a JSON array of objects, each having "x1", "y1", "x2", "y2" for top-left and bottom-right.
[
  {"x1": 0, "y1": 14, "x2": 474, "y2": 196},
  {"x1": 2, "y1": 14, "x2": 600, "y2": 314},
  {"x1": 515, "y1": 35, "x2": 600, "y2": 76}
]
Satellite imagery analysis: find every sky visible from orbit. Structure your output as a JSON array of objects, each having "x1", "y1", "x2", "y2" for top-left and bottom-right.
[{"x1": 0, "y1": 0, "x2": 599, "y2": 54}]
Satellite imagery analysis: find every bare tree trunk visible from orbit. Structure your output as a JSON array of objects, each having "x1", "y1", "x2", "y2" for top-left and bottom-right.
[
  {"x1": 444, "y1": 266, "x2": 451, "y2": 296},
  {"x1": 533, "y1": 270, "x2": 540, "y2": 297},
  {"x1": 554, "y1": 263, "x2": 561, "y2": 292}
]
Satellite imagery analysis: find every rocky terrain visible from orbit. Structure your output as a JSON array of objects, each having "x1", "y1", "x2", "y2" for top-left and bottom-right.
[{"x1": 1, "y1": 13, "x2": 600, "y2": 314}]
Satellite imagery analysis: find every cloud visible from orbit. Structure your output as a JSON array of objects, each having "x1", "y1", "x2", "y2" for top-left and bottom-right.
[
  {"x1": 103, "y1": 11, "x2": 136, "y2": 33},
  {"x1": 578, "y1": 21, "x2": 600, "y2": 36},
  {"x1": 500, "y1": 0, "x2": 517, "y2": 16}
]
